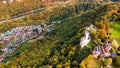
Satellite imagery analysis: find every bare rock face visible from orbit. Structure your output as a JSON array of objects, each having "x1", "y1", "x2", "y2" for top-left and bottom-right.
[{"x1": 112, "y1": 39, "x2": 119, "y2": 50}]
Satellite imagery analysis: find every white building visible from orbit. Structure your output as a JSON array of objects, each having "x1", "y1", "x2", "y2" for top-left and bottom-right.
[
  {"x1": 2, "y1": 0, "x2": 22, "y2": 4},
  {"x1": 80, "y1": 27, "x2": 91, "y2": 48},
  {"x1": 80, "y1": 24, "x2": 95, "y2": 48},
  {"x1": 2, "y1": 0, "x2": 6, "y2": 3}
]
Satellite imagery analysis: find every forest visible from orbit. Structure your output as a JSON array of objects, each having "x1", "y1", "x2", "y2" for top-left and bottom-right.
[
  {"x1": 1, "y1": 3, "x2": 120, "y2": 68},
  {"x1": 0, "y1": 1, "x2": 101, "y2": 32},
  {"x1": 0, "y1": 0, "x2": 120, "y2": 68},
  {"x1": 0, "y1": 0, "x2": 119, "y2": 19},
  {"x1": 0, "y1": 0, "x2": 68, "y2": 19}
]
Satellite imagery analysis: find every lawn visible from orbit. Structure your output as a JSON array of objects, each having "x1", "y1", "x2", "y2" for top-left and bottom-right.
[
  {"x1": 87, "y1": 41, "x2": 94, "y2": 49},
  {"x1": 110, "y1": 22, "x2": 120, "y2": 45}
]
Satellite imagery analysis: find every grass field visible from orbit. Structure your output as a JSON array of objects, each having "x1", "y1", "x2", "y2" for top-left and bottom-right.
[{"x1": 110, "y1": 22, "x2": 120, "y2": 45}]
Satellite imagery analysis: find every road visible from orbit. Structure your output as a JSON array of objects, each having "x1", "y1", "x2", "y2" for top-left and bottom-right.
[
  {"x1": 0, "y1": 7, "x2": 45, "y2": 24},
  {"x1": 0, "y1": 1, "x2": 71, "y2": 24},
  {"x1": 0, "y1": 1, "x2": 115, "y2": 24}
]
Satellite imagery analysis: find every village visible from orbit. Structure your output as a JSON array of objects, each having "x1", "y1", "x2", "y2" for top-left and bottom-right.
[
  {"x1": 0, "y1": 21, "x2": 117, "y2": 67},
  {"x1": 0, "y1": 21, "x2": 61, "y2": 62}
]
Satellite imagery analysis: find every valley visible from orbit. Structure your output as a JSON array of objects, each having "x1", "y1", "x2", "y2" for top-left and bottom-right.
[{"x1": 0, "y1": 0, "x2": 120, "y2": 68}]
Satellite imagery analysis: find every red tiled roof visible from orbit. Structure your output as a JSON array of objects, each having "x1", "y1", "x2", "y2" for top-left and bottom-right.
[{"x1": 0, "y1": 57, "x2": 4, "y2": 61}]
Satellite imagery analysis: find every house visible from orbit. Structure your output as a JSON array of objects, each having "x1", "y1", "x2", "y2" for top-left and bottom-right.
[
  {"x1": 3, "y1": 35, "x2": 11, "y2": 41},
  {"x1": 37, "y1": 28, "x2": 42, "y2": 34},
  {"x1": 0, "y1": 57, "x2": 4, "y2": 62},
  {"x1": 2, "y1": 0, "x2": 13, "y2": 3},
  {"x1": 101, "y1": 44, "x2": 111, "y2": 57},
  {"x1": 2, "y1": 0, "x2": 6, "y2": 3},
  {"x1": 9, "y1": 0, "x2": 14, "y2": 3},
  {"x1": 16, "y1": 0, "x2": 22, "y2": 2},
  {"x1": 46, "y1": 27, "x2": 54, "y2": 32},
  {"x1": 44, "y1": 24, "x2": 47, "y2": 29},
  {"x1": 92, "y1": 41, "x2": 115, "y2": 59},
  {"x1": 1, "y1": 0, "x2": 23, "y2": 3},
  {"x1": 1, "y1": 45, "x2": 9, "y2": 54},
  {"x1": 92, "y1": 46, "x2": 101, "y2": 59}
]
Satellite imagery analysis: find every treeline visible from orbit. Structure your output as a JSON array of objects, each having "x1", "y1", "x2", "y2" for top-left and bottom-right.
[
  {"x1": 0, "y1": 3, "x2": 111, "y2": 67},
  {"x1": 0, "y1": 0, "x2": 42, "y2": 19},
  {"x1": 0, "y1": 0, "x2": 67, "y2": 19},
  {"x1": 0, "y1": 2, "x2": 101, "y2": 33},
  {"x1": 27, "y1": 2, "x2": 101, "y2": 22},
  {"x1": 73, "y1": 0, "x2": 120, "y2": 2},
  {"x1": 107, "y1": 3, "x2": 120, "y2": 22},
  {"x1": 0, "y1": 0, "x2": 119, "y2": 19},
  {"x1": 0, "y1": 2, "x2": 120, "y2": 68}
]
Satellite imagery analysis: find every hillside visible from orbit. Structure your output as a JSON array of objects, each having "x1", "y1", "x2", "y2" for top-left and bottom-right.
[
  {"x1": 1, "y1": 3, "x2": 120, "y2": 68},
  {"x1": 0, "y1": 0, "x2": 119, "y2": 20},
  {"x1": 0, "y1": 0, "x2": 120, "y2": 68},
  {"x1": 0, "y1": 0, "x2": 67, "y2": 20},
  {"x1": 0, "y1": 2, "x2": 101, "y2": 32}
]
